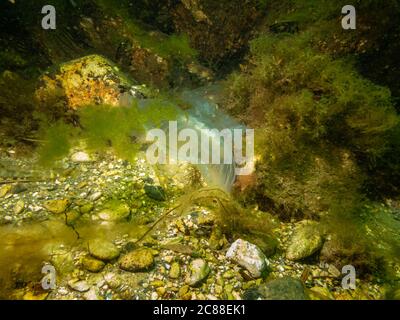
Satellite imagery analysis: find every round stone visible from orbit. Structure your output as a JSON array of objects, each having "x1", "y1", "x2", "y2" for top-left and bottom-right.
[
  {"x1": 119, "y1": 248, "x2": 154, "y2": 272},
  {"x1": 88, "y1": 239, "x2": 120, "y2": 261}
]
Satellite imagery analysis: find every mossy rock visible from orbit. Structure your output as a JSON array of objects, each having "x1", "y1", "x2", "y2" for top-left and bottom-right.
[
  {"x1": 169, "y1": 262, "x2": 181, "y2": 279},
  {"x1": 65, "y1": 209, "x2": 81, "y2": 225},
  {"x1": 97, "y1": 200, "x2": 130, "y2": 222},
  {"x1": 79, "y1": 203, "x2": 94, "y2": 214},
  {"x1": 35, "y1": 54, "x2": 134, "y2": 112},
  {"x1": 88, "y1": 239, "x2": 120, "y2": 261},
  {"x1": 144, "y1": 185, "x2": 166, "y2": 201},
  {"x1": 242, "y1": 233, "x2": 278, "y2": 257},
  {"x1": 286, "y1": 221, "x2": 323, "y2": 261},
  {"x1": 307, "y1": 286, "x2": 335, "y2": 300},
  {"x1": 0, "y1": 184, "x2": 12, "y2": 198},
  {"x1": 82, "y1": 256, "x2": 106, "y2": 273},
  {"x1": 43, "y1": 199, "x2": 70, "y2": 214},
  {"x1": 244, "y1": 277, "x2": 308, "y2": 300},
  {"x1": 186, "y1": 259, "x2": 211, "y2": 287},
  {"x1": 119, "y1": 248, "x2": 154, "y2": 272},
  {"x1": 208, "y1": 226, "x2": 228, "y2": 250}
]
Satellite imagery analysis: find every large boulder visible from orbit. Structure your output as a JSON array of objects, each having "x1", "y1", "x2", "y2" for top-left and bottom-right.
[{"x1": 35, "y1": 55, "x2": 135, "y2": 112}]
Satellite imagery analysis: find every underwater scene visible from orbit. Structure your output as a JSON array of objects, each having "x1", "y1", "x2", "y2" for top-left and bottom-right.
[{"x1": 1, "y1": 0, "x2": 400, "y2": 301}]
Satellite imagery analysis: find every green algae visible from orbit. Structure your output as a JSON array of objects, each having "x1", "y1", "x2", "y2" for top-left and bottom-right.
[
  {"x1": 37, "y1": 100, "x2": 178, "y2": 166},
  {"x1": 96, "y1": 0, "x2": 197, "y2": 63}
]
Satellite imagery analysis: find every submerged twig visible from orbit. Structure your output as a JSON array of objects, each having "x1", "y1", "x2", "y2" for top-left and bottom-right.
[
  {"x1": 20, "y1": 138, "x2": 46, "y2": 143},
  {"x1": 134, "y1": 204, "x2": 182, "y2": 245}
]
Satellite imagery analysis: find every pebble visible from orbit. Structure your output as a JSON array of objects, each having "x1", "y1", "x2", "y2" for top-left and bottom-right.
[
  {"x1": 89, "y1": 192, "x2": 102, "y2": 201},
  {"x1": 13, "y1": 200, "x2": 25, "y2": 215},
  {"x1": 71, "y1": 151, "x2": 91, "y2": 163},
  {"x1": 169, "y1": 262, "x2": 181, "y2": 279},
  {"x1": 0, "y1": 184, "x2": 11, "y2": 198},
  {"x1": 68, "y1": 280, "x2": 90, "y2": 292}
]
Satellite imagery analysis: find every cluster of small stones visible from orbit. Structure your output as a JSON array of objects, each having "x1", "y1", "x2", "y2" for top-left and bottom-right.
[
  {"x1": 269, "y1": 223, "x2": 383, "y2": 300},
  {"x1": 0, "y1": 151, "x2": 385, "y2": 300},
  {"x1": 0, "y1": 152, "x2": 173, "y2": 226}
]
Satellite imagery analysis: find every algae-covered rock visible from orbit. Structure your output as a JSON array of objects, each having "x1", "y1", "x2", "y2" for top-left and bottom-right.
[
  {"x1": 242, "y1": 233, "x2": 278, "y2": 257},
  {"x1": 144, "y1": 185, "x2": 166, "y2": 201},
  {"x1": 244, "y1": 277, "x2": 308, "y2": 300},
  {"x1": 226, "y1": 239, "x2": 269, "y2": 278},
  {"x1": 44, "y1": 199, "x2": 70, "y2": 214},
  {"x1": 22, "y1": 291, "x2": 49, "y2": 301},
  {"x1": 119, "y1": 248, "x2": 154, "y2": 272},
  {"x1": 79, "y1": 203, "x2": 94, "y2": 214},
  {"x1": 286, "y1": 221, "x2": 324, "y2": 261},
  {"x1": 97, "y1": 199, "x2": 130, "y2": 222},
  {"x1": 160, "y1": 0, "x2": 263, "y2": 66},
  {"x1": 82, "y1": 256, "x2": 105, "y2": 273},
  {"x1": 186, "y1": 258, "x2": 210, "y2": 287},
  {"x1": 169, "y1": 262, "x2": 181, "y2": 279},
  {"x1": 13, "y1": 200, "x2": 25, "y2": 215},
  {"x1": 308, "y1": 286, "x2": 335, "y2": 300},
  {"x1": 88, "y1": 239, "x2": 120, "y2": 261},
  {"x1": 50, "y1": 247, "x2": 75, "y2": 275},
  {"x1": 65, "y1": 210, "x2": 81, "y2": 225},
  {"x1": 208, "y1": 226, "x2": 228, "y2": 250},
  {"x1": 0, "y1": 184, "x2": 12, "y2": 198},
  {"x1": 35, "y1": 55, "x2": 134, "y2": 111}
]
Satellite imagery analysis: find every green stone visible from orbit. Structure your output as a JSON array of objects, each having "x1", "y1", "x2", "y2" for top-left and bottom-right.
[
  {"x1": 88, "y1": 239, "x2": 120, "y2": 261},
  {"x1": 169, "y1": 262, "x2": 181, "y2": 279},
  {"x1": 0, "y1": 185, "x2": 11, "y2": 198},
  {"x1": 97, "y1": 199, "x2": 130, "y2": 222},
  {"x1": 80, "y1": 203, "x2": 94, "y2": 214},
  {"x1": 82, "y1": 256, "x2": 105, "y2": 273},
  {"x1": 44, "y1": 199, "x2": 70, "y2": 214},
  {"x1": 119, "y1": 248, "x2": 154, "y2": 272},
  {"x1": 186, "y1": 259, "x2": 211, "y2": 287},
  {"x1": 286, "y1": 221, "x2": 323, "y2": 261},
  {"x1": 13, "y1": 200, "x2": 25, "y2": 215},
  {"x1": 144, "y1": 185, "x2": 166, "y2": 201},
  {"x1": 65, "y1": 210, "x2": 81, "y2": 224}
]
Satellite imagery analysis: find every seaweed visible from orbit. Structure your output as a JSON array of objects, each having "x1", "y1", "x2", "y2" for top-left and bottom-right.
[
  {"x1": 226, "y1": 33, "x2": 399, "y2": 220},
  {"x1": 36, "y1": 100, "x2": 179, "y2": 166}
]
